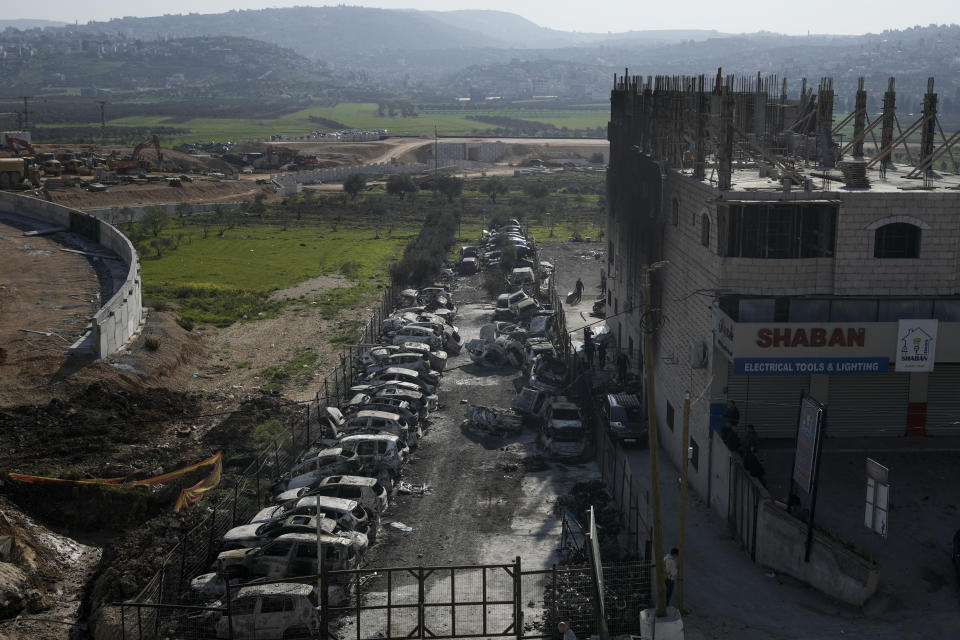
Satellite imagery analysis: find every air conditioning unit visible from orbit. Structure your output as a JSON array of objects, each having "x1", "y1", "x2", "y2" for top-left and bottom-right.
[{"x1": 690, "y1": 340, "x2": 709, "y2": 369}]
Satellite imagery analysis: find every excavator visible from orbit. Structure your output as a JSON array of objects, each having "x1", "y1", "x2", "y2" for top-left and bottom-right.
[
  {"x1": 108, "y1": 135, "x2": 163, "y2": 173},
  {"x1": 3, "y1": 134, "x2": 35, "y2": 157}
]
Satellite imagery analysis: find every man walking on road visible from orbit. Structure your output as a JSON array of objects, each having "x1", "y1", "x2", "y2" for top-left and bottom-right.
[
  {"x1": 574, "y1": 278, "x2": 584, "y2": 303},
  {"x1": 583, "y1": 329, "x2": 594, "y2": 368},
  {"x1": 664, "y1": 547, "x2": 679, "y2": 607},
  {"x1": 600, "y1": 270, "x2": 607, "y2": 294},
  {"x1": 598, "y1": 341, "x2": 607, "y2": 369}
]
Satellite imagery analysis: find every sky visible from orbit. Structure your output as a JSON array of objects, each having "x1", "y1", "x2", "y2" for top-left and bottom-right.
[{"x1": 7, "y1": 1, "x2": 958, "y2": 36}]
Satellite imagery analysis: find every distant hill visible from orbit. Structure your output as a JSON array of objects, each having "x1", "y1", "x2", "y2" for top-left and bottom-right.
[
  {"x1": 72, "y1": 7, "x2": 506, "y2": 58},
  {"x1": 0, "y1": 19, "x2": 67, "y2": 30}
]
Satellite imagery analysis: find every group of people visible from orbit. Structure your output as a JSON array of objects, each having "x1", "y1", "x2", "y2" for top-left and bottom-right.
[
  {"x1": 581, "y1": 327, "x2": 632, "y2": 382},
  {"x1": 721, "y1": 400, "x2": 766, "y2": 486}
]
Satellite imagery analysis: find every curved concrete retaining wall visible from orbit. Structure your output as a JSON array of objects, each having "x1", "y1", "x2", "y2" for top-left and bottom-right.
[{"x1": 0, "y1": 192, "x2": 143, "y2": 359}]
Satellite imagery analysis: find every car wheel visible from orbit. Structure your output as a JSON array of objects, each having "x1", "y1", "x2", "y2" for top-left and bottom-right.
[{"x1": 283, "y1": 626, "x2": 313, "y2": 639}]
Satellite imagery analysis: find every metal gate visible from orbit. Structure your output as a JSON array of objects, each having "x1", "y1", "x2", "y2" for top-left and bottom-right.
[
  {"x1": 326, "y1": 559, "x2": 522, "y2": 640},
  {"x1": 728, "y1": 457, "x2": 761, "y2": 560}
]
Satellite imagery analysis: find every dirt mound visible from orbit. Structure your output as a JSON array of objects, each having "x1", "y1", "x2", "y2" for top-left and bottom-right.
[{"x1": 0, "y1": 382, "x2": 202, "y2": 474}]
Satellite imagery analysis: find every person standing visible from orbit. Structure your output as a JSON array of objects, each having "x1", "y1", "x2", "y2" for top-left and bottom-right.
[
  {"x1": 725, "y1": 400, "x2": 740, "y2": 430},
  {"x1": 663, "y1": 547, "x2": 679, "y2": 607},
  {"x1": 600, "y1": 270, "x2": 607, "y2": 294},
  {"x1": 597, "y1": 341, "x2": 607, "y2": 369},
  {"x1": 584, "y1": 331, "x2": 595, "y2": 368},
  {"x1": 574, "y1": 277, "x2": 584, "y2": 302},
  {"x1": 557, "y1": 622, "x2": 576, "y2": 640},
  {"x1": 617, "y1": 351, "x2": 630, "y2": 382}
]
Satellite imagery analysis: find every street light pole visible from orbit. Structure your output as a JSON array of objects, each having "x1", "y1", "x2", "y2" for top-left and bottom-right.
[{"x1": 642, "y1": 264, "x2": 667, "y2": 618}]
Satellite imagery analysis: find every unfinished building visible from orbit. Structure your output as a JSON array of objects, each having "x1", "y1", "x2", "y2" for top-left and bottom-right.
[{"x1": 606, "y1": 70, "x2": 960, "y2": 504}]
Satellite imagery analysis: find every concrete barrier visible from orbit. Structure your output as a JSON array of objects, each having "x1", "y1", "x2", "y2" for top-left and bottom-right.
[
  {"x1": 755, "y1": 499, "x2": 879, "y2": 605},
  {"x1": 0, "y1": 191, "x2": 143, "y2": 359}
]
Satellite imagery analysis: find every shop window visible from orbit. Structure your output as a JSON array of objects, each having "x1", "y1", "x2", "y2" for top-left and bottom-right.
[
  {"x1": 671, "y1": 197, "x2": 680, "y2": 227},
  {"x1": 739, "y1": 298, "x2": 775, "y2": 322},
  {"x1": 788, "y1": 299, "x2": 830, "y2": 322},
  {"x1": 690, "y1": 437, "x2": 700, "y2": 470},
  {"x1": 701, "y1": 214, "x2": 710, "y2": 247},
  {"x1": 878, "y1": 300, "x2": 933, "y2": 321},
  {"x1": 935, "y1": 299, "x2": 960, "y2": 321},
  {"x1": 830, "y1": 299, "x2": 878, "y2": 322},
  {"x1": 666, "y1": 402, "x2": 675, "y2": 431},
  {"x1": 874, "y1": 223, "x2": 920, "y2": 258}
]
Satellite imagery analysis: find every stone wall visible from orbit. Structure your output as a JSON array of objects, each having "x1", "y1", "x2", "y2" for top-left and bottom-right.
[{"x1": 0, "y1": 191, "x2": 142, "y2": 359}]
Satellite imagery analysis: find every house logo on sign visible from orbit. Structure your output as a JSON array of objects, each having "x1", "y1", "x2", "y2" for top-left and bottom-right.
[{"x1": 895, "y1": 320, "x2": 938, "y2": 372}]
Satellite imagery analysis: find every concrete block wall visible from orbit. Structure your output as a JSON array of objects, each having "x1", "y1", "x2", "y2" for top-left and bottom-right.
[
  {"x1": 0, "y1": 192, "x2": 142, "y2": 359},
  {"x1": 649, "y1": 173, "x2": 722, "y2": 499},
  {"x1": 755, "y1": 499, "x2": 879, "y2": 606},
  {"x1": 832, "y1": 191, "x2": 960, "y2": 296},
  {"x1": 718, "y1": 257, "x2": 835, "y2": 295}
]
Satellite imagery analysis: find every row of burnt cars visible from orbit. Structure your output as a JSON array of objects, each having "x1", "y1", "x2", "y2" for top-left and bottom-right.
[
  {"x1": 461, "y1": 222, "x2": 589, "y2": 461},
  {"x1": 183, "y1": 287, "x2": 460, "y2": 638}
]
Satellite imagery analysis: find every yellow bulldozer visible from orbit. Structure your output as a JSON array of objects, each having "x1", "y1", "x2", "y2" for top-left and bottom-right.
[{"x1": 0, "y1": 157, "x2": 41, "y2": 189}]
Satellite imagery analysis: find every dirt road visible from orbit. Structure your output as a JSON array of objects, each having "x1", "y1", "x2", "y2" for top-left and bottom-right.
[{"x1": 364, "y1": 277, "x2": 599, "y2": 572}]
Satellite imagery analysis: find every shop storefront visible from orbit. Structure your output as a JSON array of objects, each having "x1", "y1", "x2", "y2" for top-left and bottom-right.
[{"x1": 713, "y1": 307, "x2": 960, "y2": 438}]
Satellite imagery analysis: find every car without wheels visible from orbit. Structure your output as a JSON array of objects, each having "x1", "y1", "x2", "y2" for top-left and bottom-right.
[
  {"x1": 338, "y1": 433, "x2": 409, "y2": 475},
  {"x1": 539, "y1": 400, "x2": 588, "y2": 461},
  {"x1": 314, "y1": 475, "x2": 389, "y2": 516},
  {"x1": 341, "y1": 409, "x2": 418, "y2": 447},
  {"x1": 273, "y1": 448, "x2": 361, "y2": 494},
  {"x1": 214, "y1": 582, "x2": 321, "y2": 640},
  {"x1": 216, "y1": 533, "x2": 358, "y2": 581}
]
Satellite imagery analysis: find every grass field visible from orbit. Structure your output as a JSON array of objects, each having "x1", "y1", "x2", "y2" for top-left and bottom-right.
[
  {"x1": 47, "y1": 102, "x2": 608, "y2": 145},
  {"x1": 141, "y1": 218, "x2": 410, "y2": 327}
]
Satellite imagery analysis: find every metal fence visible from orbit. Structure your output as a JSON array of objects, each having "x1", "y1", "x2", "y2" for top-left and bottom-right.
[
  {"x1": 546, "y1": 273, "x2": 651, "y2": 564},
  {"x1": 105, "y1": 559, "x2": 651, "y2": 640},
  {"x1": 728, "y1": 456, "x2": 762, "y2": 561},
  {"x1": 96, "y1": 284, "x2": 400, "y2": 637}
]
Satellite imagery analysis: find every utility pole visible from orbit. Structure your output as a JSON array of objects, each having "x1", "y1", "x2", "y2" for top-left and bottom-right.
[
  {"x1": 96, "y1": 100, "x2": 108, "y2": 146},
  {"x1": 642, "y1": 263, "x2": 667, "y2": 617},
  {"x1": 678, "y1": 391, "x2": 691, "y2": 611},
  {"x1": 19, "y1": 96, "x2": 33, "y2": 131}
]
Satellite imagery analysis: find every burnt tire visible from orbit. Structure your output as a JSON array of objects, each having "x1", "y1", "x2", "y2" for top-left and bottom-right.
[
  {"x1": 283, "y1": 626, "x2": 313, "y2": 640},
  {"x1": 0, "y1": 172, "x2": 10, "y2": 189}
]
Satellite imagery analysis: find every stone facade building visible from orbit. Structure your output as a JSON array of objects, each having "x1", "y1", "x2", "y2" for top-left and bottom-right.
[{"x1": 606, "y1": 72, "x2": 960, "y2": 501}]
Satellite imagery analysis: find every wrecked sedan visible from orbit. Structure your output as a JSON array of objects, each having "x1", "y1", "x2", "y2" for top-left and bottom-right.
[
  {"x1": 528, "y1": 355, "x2": 568, "y2": 394},
  {"x1": 538, "y1": 400, "x2": 589, "y2": 461}
]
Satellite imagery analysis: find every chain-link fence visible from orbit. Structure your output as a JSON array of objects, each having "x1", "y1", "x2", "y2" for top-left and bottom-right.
[{"x1": 97, "y1": 285, "x2": 399, "y2": 637}]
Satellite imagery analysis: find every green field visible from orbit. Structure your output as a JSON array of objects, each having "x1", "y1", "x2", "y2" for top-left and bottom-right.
[
  {"x1": 45, "y1": 102, "x2": 608, "y2": 145},
  {"x1": 141, "y1": 215, "x2": 409, "y2": 327}
]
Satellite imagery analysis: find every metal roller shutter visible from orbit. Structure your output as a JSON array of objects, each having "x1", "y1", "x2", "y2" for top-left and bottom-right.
[
  {"x1": 726, "y1": 364, "x2": 810, "y2": 439},
  {"x1": 925, "y1": 365, "x2": 960, "y2": 436},
  {"x1": 827, "y1": 373, "x2": 909, "y2": 437}
]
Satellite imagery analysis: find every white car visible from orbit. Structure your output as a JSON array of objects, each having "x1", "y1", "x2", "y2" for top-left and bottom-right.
[
  {"x1": 314, "y1": 475, "x2": 389, "y2": 516},
  {"x1": 339, "y1": 433, "x2": 409, "y2": 474},
  {"x1": 215, "y1": 583, "x2": 320, "y2": 639}
]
